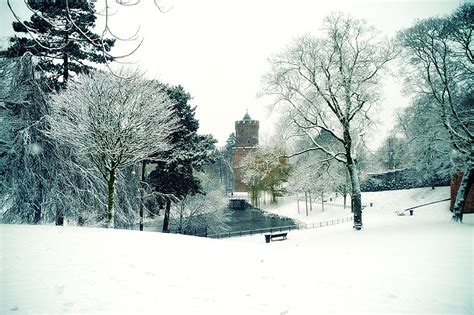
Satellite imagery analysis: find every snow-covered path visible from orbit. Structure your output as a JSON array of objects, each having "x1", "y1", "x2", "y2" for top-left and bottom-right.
[{"x1": 1, "y1": 187, "x2": 473, "y2": 314}]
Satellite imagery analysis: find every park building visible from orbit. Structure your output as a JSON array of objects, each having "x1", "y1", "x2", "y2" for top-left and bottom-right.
[{"x1": 231, "y1": 111, "x2": 259, "y2": 192}]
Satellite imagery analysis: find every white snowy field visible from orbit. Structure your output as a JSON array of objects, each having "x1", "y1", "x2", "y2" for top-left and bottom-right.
[
  {"x1": 261, "y1": 186, "x2": 455, "y2": 224},
  {"x1": 1, "y1": 187, "x2": 473, "y2": 314}
]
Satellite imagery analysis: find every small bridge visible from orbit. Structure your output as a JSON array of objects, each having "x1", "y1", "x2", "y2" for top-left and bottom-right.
[
  {"x1": 228, "y1": 198, "x2": 248, "y2": 210},
  {"x1": 228, "y1": 192, "x2": 250, "y2": 210}
]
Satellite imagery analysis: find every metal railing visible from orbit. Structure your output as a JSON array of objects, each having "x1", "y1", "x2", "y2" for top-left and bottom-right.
[{"x1": 208, "y1": 216, "x2": 353, "y2": 239}]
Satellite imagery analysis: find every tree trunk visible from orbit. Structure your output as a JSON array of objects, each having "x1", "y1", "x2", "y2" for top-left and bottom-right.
[
  {"x1": 347, "y1": 162, "x2": 362, "y2": 230},
  {"x1": 343, "y1": 125, "x2": 363, "y2": 230},
  {"x1": 305, "y1": 191, "x2": 308, "y2": 216},
  {"x1": 55, "y1": 209, "x2": 64, "y2": 226},
  {"x1": 321, "y1": 191, "x2": 325, "y2": 212},
  {"x1": 271, "y1": 187, "x2": 277, "y2": 204},
  {"x1": 33, "y1": 204, "x2": 41, "y2": 224},
  {"x1": 63, "y1": 20, "x2": 69, "y2": 84},
  {"x1": 139, "y1": 161, "x2": 146, "y2": 231},
  {"x1": 107, "y1": 170, "x2": 116, "y2": 228},
  {"x1": 452, "y1": 162, "x2": 474, "y2": 223},
  {"x1": 32, "y1": 181, "x2": 43, "y2": 224},
  {"x1": 343, "y1": 194, "x2": 347, "y2": 209},
  {"x1": 251, "y1": 188, "x2": 258, "y2": 208},
  {"x1": 162, "y1": 199, "x2": 171, "y2": 233},
  {"x1": 178, "y1": 211, "x2": 183, "y2": 234},
  {"x1": 297, "y1": 191, "x2": 300, "y2": 213}
]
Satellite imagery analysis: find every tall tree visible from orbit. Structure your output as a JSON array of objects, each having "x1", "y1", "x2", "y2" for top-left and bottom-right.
[
  {"x1": 1, "y1": 54, "x2": 49, "y2": 223},
  {"x1": 239, "y1": 146, "x2": 291, "y2": 206},
  {"x1": 395, "y1": 95, "x2": 452, "y2": 186},
  {"x1": 222, "y1": 133, "x2": 236, "y2": 192},
  {"x1": 47, "y1": 70, "x2": 177, "y2": 228},
  {"x1": 170, "y1": 172, "x2": 229, "y2": 235},
  {"x1": 147, "y1": 85, "x2": 216, "y2": 233},
  {"x1": 398, "y1": 3, "x2": 473, "y2": 222},
  {"x1": 4, "y1": 0, "x2": 115, "y2": 90},
  {"x1": 0, "y1": 54, "x2": 109, "y2": 226},
  {"x1": 264, "y1": 13, "x2": 397, "y2": 229},
  {"x1": 375, "y1": 135, "x2": 408, "y2": 171}
]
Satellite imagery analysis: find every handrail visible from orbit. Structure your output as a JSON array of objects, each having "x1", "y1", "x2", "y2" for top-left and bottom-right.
[{"x1": 397, "y1": 198, "x2": 451, "y2": 212}]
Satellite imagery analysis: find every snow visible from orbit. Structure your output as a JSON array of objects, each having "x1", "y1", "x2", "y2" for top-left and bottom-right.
[
  {"x1": 261, "y1": 186, "x2": 454, "y2": 224},
  {"x1": 1, "y1": 187, "x2": 473, "y2": 314}
]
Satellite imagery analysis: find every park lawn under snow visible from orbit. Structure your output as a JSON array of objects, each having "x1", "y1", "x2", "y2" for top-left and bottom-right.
[{"x1": 1, "y1": 187, "x2": 473, "y2": 314}]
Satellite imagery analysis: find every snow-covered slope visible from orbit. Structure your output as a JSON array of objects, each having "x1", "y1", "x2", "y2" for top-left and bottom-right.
[
  {"x1": 1, "y1": 187, "x2": 473, "y2": 314},
  {"x1": 261, "y1": 186, "x2": 453, "y2": 224}
]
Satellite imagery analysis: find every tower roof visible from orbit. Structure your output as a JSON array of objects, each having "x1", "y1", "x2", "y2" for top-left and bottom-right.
[{"x1": 242, "y1": 111, "x2": 251, "y2": 121}]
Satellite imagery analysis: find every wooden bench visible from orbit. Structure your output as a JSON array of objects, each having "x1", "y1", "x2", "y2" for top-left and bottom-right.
[
  {"x1": 395, "y1": 209, "x2": 414, "y2": 216},
  {"x1": 265, "y1": 232, "x2": 288, "y2": 243}
]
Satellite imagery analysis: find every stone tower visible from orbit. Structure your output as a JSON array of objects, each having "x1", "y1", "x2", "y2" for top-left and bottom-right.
[{"x1": 232, "y1": 111, "x2": 259, "y2": 192}]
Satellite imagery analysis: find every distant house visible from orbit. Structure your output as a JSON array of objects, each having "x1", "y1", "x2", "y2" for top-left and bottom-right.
[{"x1": 231, "y1": 111, "x2": 259, "y2": 192}]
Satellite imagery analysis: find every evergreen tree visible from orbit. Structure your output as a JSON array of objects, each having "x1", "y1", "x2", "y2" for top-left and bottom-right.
[
  {"x1": 0, "y1": 54, "x2": 107, "y2": 225},
  {"x1": 4, "y1": 0, "x2": 114, "y2": 90},
  {"x1": 220, "y1": 133, "x2": 236, "y2": 192},
  {"x1": 147, "y1": 84, "x2": 217, "y2": 233}
]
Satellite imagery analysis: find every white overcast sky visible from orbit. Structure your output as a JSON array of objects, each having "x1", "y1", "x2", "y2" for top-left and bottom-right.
[{"x1": 1, "y1": 0, "x2": 464, "y2": 148}]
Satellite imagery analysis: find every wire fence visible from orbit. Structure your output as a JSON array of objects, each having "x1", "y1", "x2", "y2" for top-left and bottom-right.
[
  {"x1": 298, "y1": 201, "x2": 373, "y2": 209},
  {"x1": 322, "y1": 202, "x2": 348, "y2": 208},
  {"x1": 208, "y1": 216, "x2": 353, "y2": 239}
]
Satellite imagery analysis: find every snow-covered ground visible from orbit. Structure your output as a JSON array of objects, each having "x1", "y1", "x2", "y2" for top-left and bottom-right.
[
  {"x1": 261, "y1": 186, "x2": 454, "y2": 224},
  {"x1": 1, "y1": 187, "x2": 473, "y2": 314}
]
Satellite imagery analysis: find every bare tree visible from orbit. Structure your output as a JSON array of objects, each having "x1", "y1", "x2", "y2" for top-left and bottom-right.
[
  {"x1": 47, "y1": 69, "x2": 177, "y2": 228},
  {"x1": 398, "y1": 3, "x2": 473, "y2": 222},
  {"x1": 170, "y1": 172, "x2": 229, "y2": 235},
  {"x1": 264, "y1": 13, "x2": 397, "y2": 229},
  {"x1": 395, "y1": 95, "x2": 452, "y2": 186}
]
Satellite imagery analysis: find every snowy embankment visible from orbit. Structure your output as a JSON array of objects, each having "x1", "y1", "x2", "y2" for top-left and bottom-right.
[
  {"x1": 261, "y1": 186, "x2": 455, "y2": 224},
  {"x1": 1, "y1": 187, "x2": 473, "y2": 314}
]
